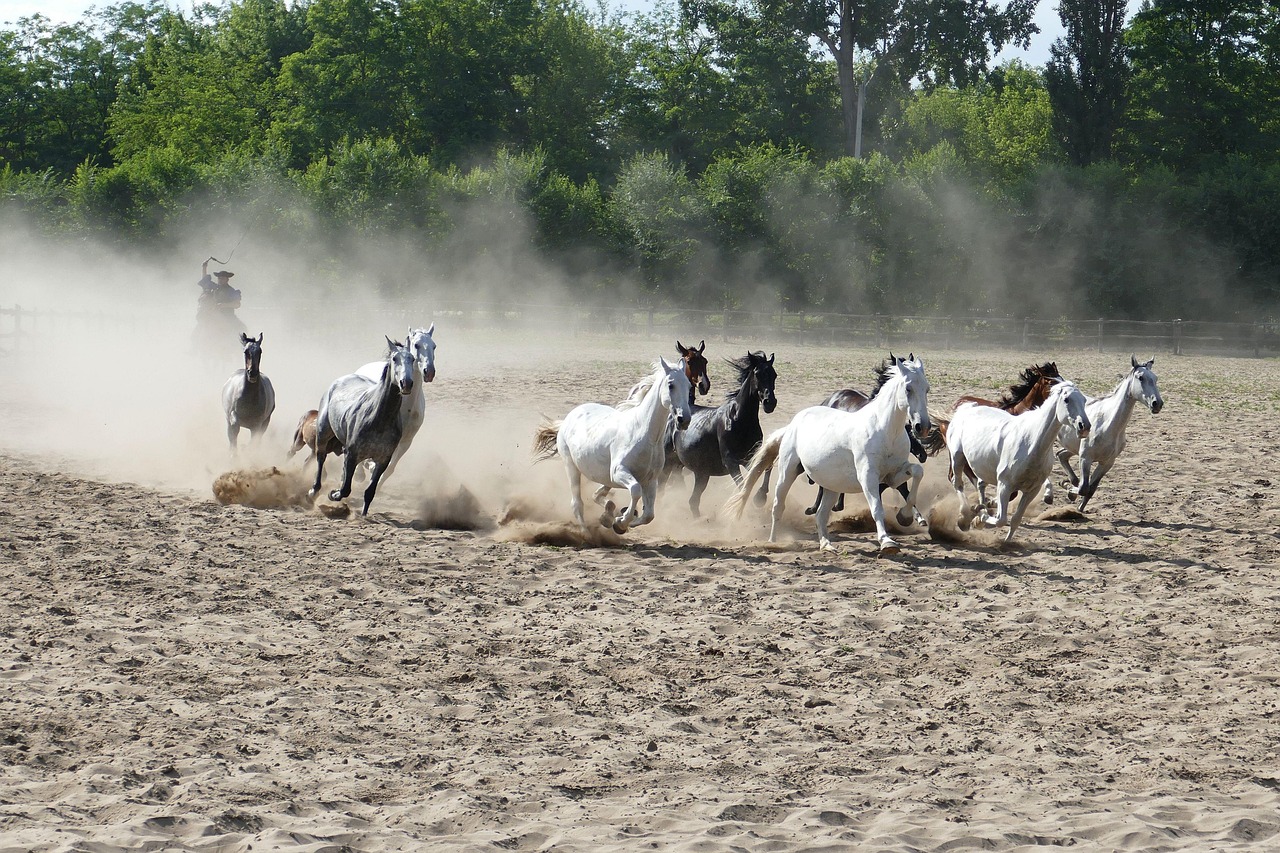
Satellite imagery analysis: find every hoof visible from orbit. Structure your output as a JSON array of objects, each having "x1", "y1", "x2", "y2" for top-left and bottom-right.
[
  {"x1": 752, "y1": 492, "x2": 767, "y2": 508},
  {"x1": 895, "y1": 508, "x2": 915, "y2": 527},
  {"x1": 327, "y1": 489, "x2": 343, "y2": 502},
  {"x1": 878, "y1": 538, "x2": 901, "y2": 556},
  {"x1": 804, "y1": 506, "x2": 817, "y2": 516},
  {"x1": 818, "y1": 538, "x2": 836, "y2": 552},
  {"x1": 599, "y1": 500, "x2": 617, "y2": 528},
  {"x1": 612, "y1": 521, "x2": 629, "y2": 535},
  {"x1": 1043, "y1": 493, "x2": 1054, "y2": 505}
]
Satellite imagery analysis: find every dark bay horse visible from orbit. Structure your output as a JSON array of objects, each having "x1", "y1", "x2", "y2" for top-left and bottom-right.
[
  {"x1": 310, "y1": 337, "x2": 417, "y2": 515},
  {"x1": 805, "y1": 357, "x2": 928, "y2": 517},
  {"x1": 677, "y1": 340, "x2": 711, "y2": 406},
  {"x1": 221, "y1": 332, "x2": 276, "y2": 452},
  {"x1": 666, "y1": 351, "x2": 778, "y2": 516}
]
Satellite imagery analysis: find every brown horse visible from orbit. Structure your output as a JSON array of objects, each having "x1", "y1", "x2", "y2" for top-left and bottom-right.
[
  {"x1": 286, "y1": 409, "x2": 323, "y2": 463},
  {"x1": 676, "y1": 340, "x2": 711, "y2": 405}
]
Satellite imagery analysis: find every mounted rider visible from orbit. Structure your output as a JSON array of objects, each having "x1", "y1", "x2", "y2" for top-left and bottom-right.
[{"x1": 195, "y1": 258, "x2": 244, "y2": 350}]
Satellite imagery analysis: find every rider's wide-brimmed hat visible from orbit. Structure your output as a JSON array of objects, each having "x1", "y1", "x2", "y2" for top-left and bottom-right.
[{"x1": 214, "y1": 270, "x2": 235, "y2": 278}]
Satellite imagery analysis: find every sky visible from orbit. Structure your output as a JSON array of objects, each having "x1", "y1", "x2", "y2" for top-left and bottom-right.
[{"x1": 0, "y1": 0, "x2": 1068, "y2": 67}]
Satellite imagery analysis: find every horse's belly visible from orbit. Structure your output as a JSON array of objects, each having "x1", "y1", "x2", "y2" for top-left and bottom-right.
[{"x1": 795, "y1": 441, "x2": 861, "y2": 493}]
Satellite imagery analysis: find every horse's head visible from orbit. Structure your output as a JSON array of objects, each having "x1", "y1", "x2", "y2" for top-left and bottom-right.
[
  {"x1": 410, "y1": 323, "x2": 437, "y2": 384},
  {"x1": 1052, "y1": 380, "x2": 1091, "y2": 437},
  {"x1": 676, "y1": 340, "x2": 711, "y2": 400},
  {"x1": 891, "y1": 353, "x2": 931, "y2": 438},
  {"x1": 1130, "y1": 354, "x2": 1163, "y2": 414},
  {"x1": 660, "y1": 356, "x2": 693, "y2": 431},
  {"x1": 384, "y1": 336, "x2": 416, "y2": 396},
  {"x1": 747, "y1": 351, "x2": 778, "y2": 414},
  {"x1": 239, "y1": 332, "x2": 264, "y2": 382}
]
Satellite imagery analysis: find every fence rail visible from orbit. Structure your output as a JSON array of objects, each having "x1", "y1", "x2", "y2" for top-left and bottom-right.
[{"x1": 3, "y1": 302, "x2": 1277, "y2": 358}]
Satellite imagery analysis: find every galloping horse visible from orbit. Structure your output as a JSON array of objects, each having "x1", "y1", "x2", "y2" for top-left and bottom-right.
[
  {"x1": 665, "y1": 351, "x2": 777, "y2": 517},
  {"x1": 221, "y1": 332, "x2": 275, "y2": 452},
  {"x1": 534, "y1": 359, "x2": 693, "y2": 534},
  {"x1": 310, "y1": 337, "x2": 417, "y2": 516},
  {"x1": 947, "y1": 380, "x2": 1090, "y2": 543},
  {"x1": 355, "y1": 324, "x2": 437, "y2": 484},
  {"x1": 624, "y1": 341, "x2": 710, "y2": 408},
  {"x1": 805, "y1": 359, "x2": 931, "y2": 518},
  {"x1": 726, "y1": 355, "x2": 931, "y2": 555},
  {"x1": 921, "y1": 361, "x2": 1063, "y2": 507},
  {"x1": 1043, "y1": 355, "x2": 1163, "y2": 512}
]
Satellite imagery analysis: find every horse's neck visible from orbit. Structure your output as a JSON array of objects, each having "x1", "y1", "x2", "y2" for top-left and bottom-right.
[
  {"x1": 733, "y1": 380, "x2": 761, "y2": 424},
  {"x1": 372, "y1": 363, "x2": 404, "y2": 422},
  {"x1": 864, "y1": 378, "x2": 908, "y2": 431},
  {"x1": 1099, "y1": 375, "x2": 1138, "y2": 431},
  {"x1": 631, "y1": 372, "x2": 671, "y2": 440},
  {"x1": 1023, "y1": 395, "x2": 1066, "y2": 458}
]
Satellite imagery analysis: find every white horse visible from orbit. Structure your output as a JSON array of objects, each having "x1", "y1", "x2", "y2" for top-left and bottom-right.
[
  {"x1": 533, "y1": 359, "x2": 693, "y2": 534},
  {"x1": 1043, "y1": 355, "x2": 1163, "y2": 512},
  {"x1": 221, "y1": 332, "x2": 275, "y2": 452},
  {"x1": 311, "y1": 337, "x2": 417, "y2": 515},
  {"x1": 355, "y1": 324, "x2": 436, "y2": 484},
  {"x1": 725, "y1": 355, "x2": 931, "y2": 555},
  {"x1": 948, "y1": 379, "x2": 1090, "y2": 543}
]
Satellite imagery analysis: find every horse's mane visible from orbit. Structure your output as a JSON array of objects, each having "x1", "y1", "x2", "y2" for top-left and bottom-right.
[
  {"x1": 616, "y1": 361, "x2": 668, "y2": 409},
  {"x1": 866, "y1": 359, "x2": 896, "y2": 399},
  {"x1": 722, "y1": 352, "x2": 766, "y2": 399},
  {"x1": 997, "y1": 361, "x2": 1059, "y2": 408}
]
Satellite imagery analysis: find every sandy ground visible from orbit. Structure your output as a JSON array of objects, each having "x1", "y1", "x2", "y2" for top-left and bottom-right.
[{"x1": 2, "y1": 329, "x2": 1279, "y2": 852}]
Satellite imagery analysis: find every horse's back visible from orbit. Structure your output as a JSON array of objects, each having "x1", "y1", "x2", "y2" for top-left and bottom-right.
[{"x1": 319, "y1": 373, "x2": 379, "y2": 442}]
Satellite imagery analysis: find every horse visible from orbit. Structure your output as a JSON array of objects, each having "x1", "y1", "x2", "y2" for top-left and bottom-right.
[
  {"x1": 804, "y1": 360, "x2": 931, "y2": 518},
  {"x1": 533, "y1": 358, "x2": 693, "y2": 534},
  {"x1": 725, "y1": 355, "x2": 931, "y2": 555},
  {"x1": 947, "y1": 379, "x2": 1090, "y2": 543},
  {"x1": 1042, "y1": 355, "x2": 1163, "y2": 512},
  {"x1": 286, "y1": 409, "x2": 324, "y2": 463},
  {"x1": 310, "y1": 337, "x2": 417, "y2": 516},
  {"x1": 920, "y1": 361, "x2": 1063, "y2": 507},
  {"x1": 665, "y1": 351, "x2": 777, "y2": 517},
  {"x1": 354, "y1": 324, "x2": 437, "y2": 483},
  {"x1": 624, "y1": 340, "x2": 711, "y2": 407},
  {"x1": 220, "y1": 332, "x2": 276, "y2": 452}
]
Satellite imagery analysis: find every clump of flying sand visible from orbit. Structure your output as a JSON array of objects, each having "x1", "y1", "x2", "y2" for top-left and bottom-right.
[
  {"x1": 1037, "y1": 505, "x2": 1088, "y2": 522},
  {"x1": 494, "y1": 496, "x2": 625, "y2": 547},
  {"x1": 212, "y1": 466, "x2": 314, "y2": 510},
  {"x1": 413, "y1": 484, "x2": 492, "y2": 531}
]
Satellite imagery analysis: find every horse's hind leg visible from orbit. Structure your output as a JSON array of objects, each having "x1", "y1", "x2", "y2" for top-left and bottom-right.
[
  {"x1": 805, "y1": 486, "x2": 824, "y2": 516},
  {"x1": 753, "y1": 469, "x2": 771, "y2": 507},
  {"x1": 564, "y1": 460, "x2": 588, "y2": 531},
  {"x1": 768, "y1": 456, "x2": 802, "y2": 544},
  {"x1": 814, "y1": 486, "x2": 841, "y2": 551}
]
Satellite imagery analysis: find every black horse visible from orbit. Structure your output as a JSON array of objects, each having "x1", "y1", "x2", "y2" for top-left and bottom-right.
[
  {"x1": 665, "y1": 351, "x2": 778, "y2": 517},
  {"x1": 804, "y1": 359, "x2": 930, "y2": 517}
]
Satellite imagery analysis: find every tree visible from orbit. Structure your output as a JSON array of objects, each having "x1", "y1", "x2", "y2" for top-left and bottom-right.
[
  {"x1": 684, "y1": 0, "x2": 1038, "y2": 157},
  {"x1": 1044, "y1": 0, "x2": 1128, "y2": 165}
]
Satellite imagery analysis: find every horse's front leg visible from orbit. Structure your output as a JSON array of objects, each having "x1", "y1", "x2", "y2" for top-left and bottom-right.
[
  {"x1": 310, "y1": 448, "x2": 328, "y2": 498},
  {"x1": 891, "y1": 461, "x2": 926, "y2": 528},
  {"x1": 226, "y1": 421, "x2": 240, "y2": 453},
  {"x1": 804, "y1": 486, "x2": 824, "y2": 516},
  {"x1": 1003, "y1": 487, "x2": 1038, "y2": 543},
  {"x1": 1057, "y1": 447, "x2": 1080, "y2": 489},
  {"x1": 330, "y1": 449, "x2": 358, "y2": 503},
  {"x1": 609, "y1": 468, "x2": 643, "y2": 534},
  {"x1": 1076, "y1": 456, "x2": 1114, "y2": 513},
  {"x1": 633, "y1": 477, "x2": 659, "y2": 527},
  {"x1": 950, "y1": 451, "x2": 975, "y2": 530},
  {"x1": 688, "y1": 472, "x2": 710, "y2": 518},
  {"x1": 859, "y1": 465, "x2": 899, "y2": 555},
  {"x1": 978, "y1": 480, "x2": 1012, "y2": 530},
  {"x1": 361, "y1": 462, "x2": 385, "y2": 516}
]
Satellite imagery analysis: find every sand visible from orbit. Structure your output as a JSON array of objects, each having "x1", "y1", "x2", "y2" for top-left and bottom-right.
[{"x1": 2, "y1": 333, "x2": 1279, "y2": 852}]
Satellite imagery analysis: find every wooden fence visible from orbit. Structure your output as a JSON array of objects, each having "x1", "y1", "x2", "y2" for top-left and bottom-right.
[{"x1": 3, "y1": 302, "x2": 1277, "y2": 358}]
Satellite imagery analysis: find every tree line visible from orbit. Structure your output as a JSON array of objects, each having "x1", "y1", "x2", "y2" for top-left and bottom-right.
[{"x1": 2, "y1": 0, "x2": 1277, "y2": 320}]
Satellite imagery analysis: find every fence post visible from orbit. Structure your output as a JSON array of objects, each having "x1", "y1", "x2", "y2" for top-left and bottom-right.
[
  {"x1": 647, "y1": 308, "x2": 654, "y2": 337},
  {"x1": 1022, "y1": 317, "x2": 1030, "y2": 350},
  {"x1": 1096, "y1": 318, "x2": 1104, "y2": 353},
  {"x1": 722, "y1": 304, "x2": 730, "y2": 342}
]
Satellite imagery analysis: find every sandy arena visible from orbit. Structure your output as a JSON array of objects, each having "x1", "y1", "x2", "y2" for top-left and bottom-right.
[{"x1": 2, "y1": 332, "x2": 1278, "y2": 852}]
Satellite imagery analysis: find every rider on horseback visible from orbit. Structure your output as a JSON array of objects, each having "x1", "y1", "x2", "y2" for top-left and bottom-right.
[{"x1": 195, "y1": 259, "x2": 245, "y2": 351}]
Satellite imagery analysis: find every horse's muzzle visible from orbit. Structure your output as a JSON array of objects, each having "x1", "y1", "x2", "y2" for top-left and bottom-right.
[
  {"x1": 912, "y1": 420, "x2": 930, "y2": 438},
  {"x1": 399, "y1": 381, "x2": 414, "y2": 395},
  {"x1": 675, "y1": 415, "x2": 691, "y2": 431},
  {"x1": 423, "y1": 366, "x2": 436, "y2": 383},
  {"x1": 763, "y1": 397, "x2": 777, "y2": 414},
  {"x1": 1150, "y1": 399, "x2": 1163, "y2": 414},
  {"x1": 1076, "y1": 417, "x2": 1091, "y2": 437}
]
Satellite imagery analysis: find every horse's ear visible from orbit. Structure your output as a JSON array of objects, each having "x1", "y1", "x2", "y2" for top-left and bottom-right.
[
  {"x1": 1145, "y1": 357, "x2": 1155, "y2": 368},
  {"x1": 426, "y1": 322, "x2": 435, "y2": 336},
  {"x1": 768, "y1": 352, "x2": 775, "y2": 364},
  {"x1": 660, "y1": 355, "x2": 672, "y2": 371},
  {"x1": 239, "y1": 332, "x2": 249, "y2": 344},
  {"x1": 256, "y1": 332, "x2": 263, "y2": 344},
  {"x1": 1131, "y1": 354, "x2": 1139, "y2": 369},
  {"x1": 386, "y1": 335, "x2": 398, "y2": 351},
  {"x1": 675, "y1": 340, "x2": 687, "y2": 355},
  {"x1": 698, "y1": 340, "x2": 705, "y2": 353}
]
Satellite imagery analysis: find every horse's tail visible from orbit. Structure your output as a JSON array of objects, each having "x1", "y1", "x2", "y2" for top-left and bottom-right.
[
  {"x1": 532, "y1": 420, "x2": 563, "y2": 462},
  {"x1": 724, "y1": 427, "x2": 784, "y2": 519},
  {"x1": 920, "y1": 412, "x2": 950, "y2": 457},
  {"x1": 287, "y1": 409, "x2": 319, "y2": 459}
]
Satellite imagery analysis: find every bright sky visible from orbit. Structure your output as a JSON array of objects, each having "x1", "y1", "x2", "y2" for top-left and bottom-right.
[{"x1": 0, "y1": 0, "x2": 1067, "y2": 66}]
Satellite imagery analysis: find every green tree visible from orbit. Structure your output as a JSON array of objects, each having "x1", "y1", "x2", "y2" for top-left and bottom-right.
[{"x1": 1044, "y1": 0, "x2": 1129, "y2": 166}]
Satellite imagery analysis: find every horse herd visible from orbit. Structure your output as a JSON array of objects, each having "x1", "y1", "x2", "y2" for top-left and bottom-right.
[{"x1": 217, "y1": 326, "x2": 1163, "y2": 554}]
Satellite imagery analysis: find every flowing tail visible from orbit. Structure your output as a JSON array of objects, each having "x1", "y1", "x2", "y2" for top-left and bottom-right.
[
  {"x1": 532, "y1": 420, "x2": 562, "y2": 462},
  {"x1": 920, "y1": 412, "x2": 950, "y2": 457},
  {"x1": 724, "y1": 428, "x2": 784, "y2": 519}
]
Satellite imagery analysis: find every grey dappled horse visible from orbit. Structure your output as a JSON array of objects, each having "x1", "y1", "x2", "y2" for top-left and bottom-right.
[{"x1": 221, "y1": 332, "x2": 276, "y2": 452}]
